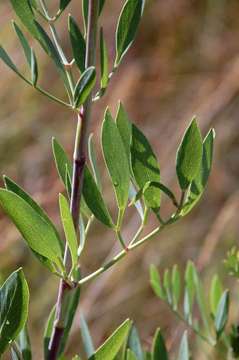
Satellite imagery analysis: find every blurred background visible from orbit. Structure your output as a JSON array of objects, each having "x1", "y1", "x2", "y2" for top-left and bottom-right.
[{"x1": 1, "y1": 0, "x2": 239, "y2": 358}]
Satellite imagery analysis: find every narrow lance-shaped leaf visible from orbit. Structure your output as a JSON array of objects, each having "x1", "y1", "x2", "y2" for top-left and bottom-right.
[
  {"x1": 131, "y1": 124, "x2": 160, "y2": 210},
  {"x1": 80, "y1": 312, "x2": 95, "y2": 358},
  {"x1": 100, "y1": 28, "x2": 109, "y2": 90},
  {"x1": 0, "y1": 46, "x2": 27, "y2": 81},
  {"x1": 60, "y1": 0, "x2": 71, "y2": 11},
  {"x1": 177, "y1": 332, "x2": 190, "y2": 360},
  {"x1": 210, "y1": 275, "x2": 223, "y2": 317},
  {"x1": 152, "y1": 328, "x2": 168, "y2": 360},
  {"x1": 0, "y1": 189, "x2": 63, "y2": 268},
  {"x1": 82, "y1": 0, "x2": 106, "y2": 33},
  {"x1": 10, "y1": 0, "x2": 40, "y2": 40},
  {"x1": 215, "y1": 290, "x2": 230, "y2": 339},
  {"x1": 102, "y1": 110, "x2": 130, "y2": 211},
  {"x1": 53, "y1": 139, "x2": 91, "y2": 219},
  {"x1": 18, "y1": 325, "x2": 32, "y2": 360},
  {"x1": 12, "y1": 21, "x2": 31, "y2": 66},
  {"x1": 0, "y1": 269, "x2": 29, "y2": 356},
  {"x1": 89, "y1": 319, "x2": 131, "y2": 360},
  {"x1": 88, "y1": 134, "x2": 102, "y2": 190},
  {"x1": 30, "y1": 48, "x2": 38, "y2": 86},
  {"x1": 74, "y1": 67, "x2": 96, "y2": 108},
  {"x1": 116, "y1": 102, "x2": 132, "y2": 167},
  {"x1": 163, "y1": 269, "x2": 172, "y2": 305},
  {"x1": 184, "y1": 261, "x2": 195, "y2": 322},
  {"x1": 78, "y1": 216, "x2": 86, "y2": 257},
  {"x1": 127, "y1": 326, "x2": 144, "y2": 360},
  {"x1": 58, "y1": 268, "x2": 81, "y2": 356},
  {"x1": 129, "y1": 183, "x2": 144, "y2": 221},
  {"x1": 192, "y1": 263, "x2": 210, "y2": 333},
  {"x1": 59, "y1": 194, "x2": 78, "y2": 269},
  {"x1": 182, "y1": 128, "x2": 215, "y2": 215},
  {"x1": 176, "y1": 118, "x2": 203, "y2": 190},
  {"x1": 52, "y1": 137, "x2": 73, "y2": 186},
  {"x1": 150, "y1": 265, "x2": 166, "y2": 300},
  {"x1": 68, "y1": 15, "x2": 86, "y2": 73},
  {"x1": 172, "y1": 265, "x2": 181, "y2": 310},
  {"x1": 3, "y1": 176, "x2": 63, "y2": 271},
  {"x1": 43, "y1": 306, "x2": 55, "y2": 359},
  {"x1": 115, "y1": 0, "x2": 144, "y2": 66},
  {"x1": 34, "y1": 21, "x2": 69, "y2": 91},
  {"x1": 82, "y1": 166, "x2": 113, "y2": 228}
]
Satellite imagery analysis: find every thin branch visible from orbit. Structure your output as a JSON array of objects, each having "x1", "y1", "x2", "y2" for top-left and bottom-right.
[
  {"x1": 47, "y1": 1, "x2": 99, "y2": 359},
  {"x1": 78, "y1": 225, "x2": 164, "y2": 286}
]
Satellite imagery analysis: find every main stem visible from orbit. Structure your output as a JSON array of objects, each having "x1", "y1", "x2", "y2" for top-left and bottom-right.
[{"x1": 48, "y1": 2, "x2": 99, "y2": 359}]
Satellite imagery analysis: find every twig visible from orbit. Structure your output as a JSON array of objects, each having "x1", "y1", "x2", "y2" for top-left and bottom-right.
[{"x1": 47, "y1": 1, "x2": 99, "y2": 358}]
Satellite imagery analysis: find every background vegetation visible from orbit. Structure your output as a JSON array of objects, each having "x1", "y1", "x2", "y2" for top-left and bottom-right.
[{"x1": 1, "y1": 0, "x2": 239, "y2": 358}]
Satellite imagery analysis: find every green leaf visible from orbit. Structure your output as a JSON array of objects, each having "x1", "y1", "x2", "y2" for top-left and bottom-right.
[
  {"x1": 150, "y1": 265, "x2": 165, "y2": 300},
  {"x1": 10, "y1": 0, "x2": 69, "y2": 89},
  {"x1": 43, "y1": 306, "x2": 55, "y2": 359},
  {"x1": 10, "y1": 0, "x2": 40, "y2": 40},
  {"x1": 59, "y1": 194, "x2": 78, "y2": 269},
  {"x1": 82, "y1": 166, "x2": 113, "y2": 228},
  {"x1": 152, "y1": 328, "x2": 168, "y2": 360},
  {"x1": 210, "y1": 275, "x2": 223, "y2": 317},
  {"x1": 181, "y1": 128, "x2": 215, "y2": 215},
  {"x1": 191, "y1": 263, "x2": 210, "y2": 333},
  {"x1": 176, "y1": 118, "x2": 203, "y2": 190},
  {"x1": 215, "y1": 290, "x2": 230, "y2": 339},
  {"x1": 78, "y1": 216, "x2": 86, "y2": 257},
  {"x1": 102, "y1": 110, "x2": 130, "y2": 211},
  {"x1": 88, "y1": 134, "x2": 102, "y2": 190},
  {"x1": 80, "y1": 312, "x2": 95, "y2": 358},
  {"x1": 127, "y1": 326, "x2": 144, "y2": 360},
  {"x1": 177, "y1": 332, "x2": 189, "y2": 360},
  {"x1": 129, "y1": 183, "x2": 144, "y2": 220},
  {"x1": 0, "y1": 269, "x2": 29, "y2": 356},
  {"x1": 60, "y1": 0, "x2": 71, "y2": 11},
  {"x1": 163, "y1": 269, "x2": 172, "y2": 305},
  {"x1": 52, "y1": 137, "x2": 73, "y2": 186},
  {"x1": 100, "y1": 28, "x2": 109, "y2": 90},
  {"x1": 0, "y1": 189, "x2": 63, "y2": 267},
  {"x1": 131, "y1": 124, "x2": 160, "y2": 210},
  {"x1": 12, "y1": 21, "x2": 31, "y2": 67},
  {"x1": 18, "y1": 325, "x2": 32, "y2": 360},
  {"x1": 115, "y1": 0, "x2": 144, "y2": 66},
  {"x1": 82, "y1": 0, "x2": 106, "y2": 32},
  {"x1": 30, "y1": 48, "x2": 38, "y2": 86},
  {"x1": 58, "y1": 268, "x2": 81, "y2": 356},
  {"x1": 0, "y1": 46, "x2": 25, "y2": 80},
  {"x1": 184, "y1": 261, "x2": 195, "y2": 322},
  {"x1": 3, "y1": 176, "x2": 62, "y2": 271},
  {"x1": 68, "y1": 15, "x2": 86, "y2": 73},
  {"x1": 89, "y1": 319, "x2": 131, "y2": 360},
  {"x1": 4, "y1": 176, "x2": 59, "y2": 235},
  {"x1": 126, "y1": 349, "x2": 138, "y2": 360},
  {"x1": 34, "y1": 21, "x2": 69, "y2": 90},
  {"x1": 73, "y1": 67, "x2": 96, "y2": 108},
  {"x1": 172, "y1": 265, "x2": 181, "y2": 310},
  {"x1": 116, "y1": 102, "x2": 132, "y2": 167}
]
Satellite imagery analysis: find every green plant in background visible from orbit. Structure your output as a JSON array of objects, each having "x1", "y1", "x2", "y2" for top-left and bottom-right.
[
  {"x1": 150, "y1": 260, "x2": 239, "y2": 359},
  {"x1": 0, "y1": 0, "x2": 216, "y2": 359}
]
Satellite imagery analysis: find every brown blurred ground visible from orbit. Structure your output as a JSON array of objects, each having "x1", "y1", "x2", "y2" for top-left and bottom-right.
[{"x1": 1, "y1": 0, "x2": 239, "y2": 359}]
